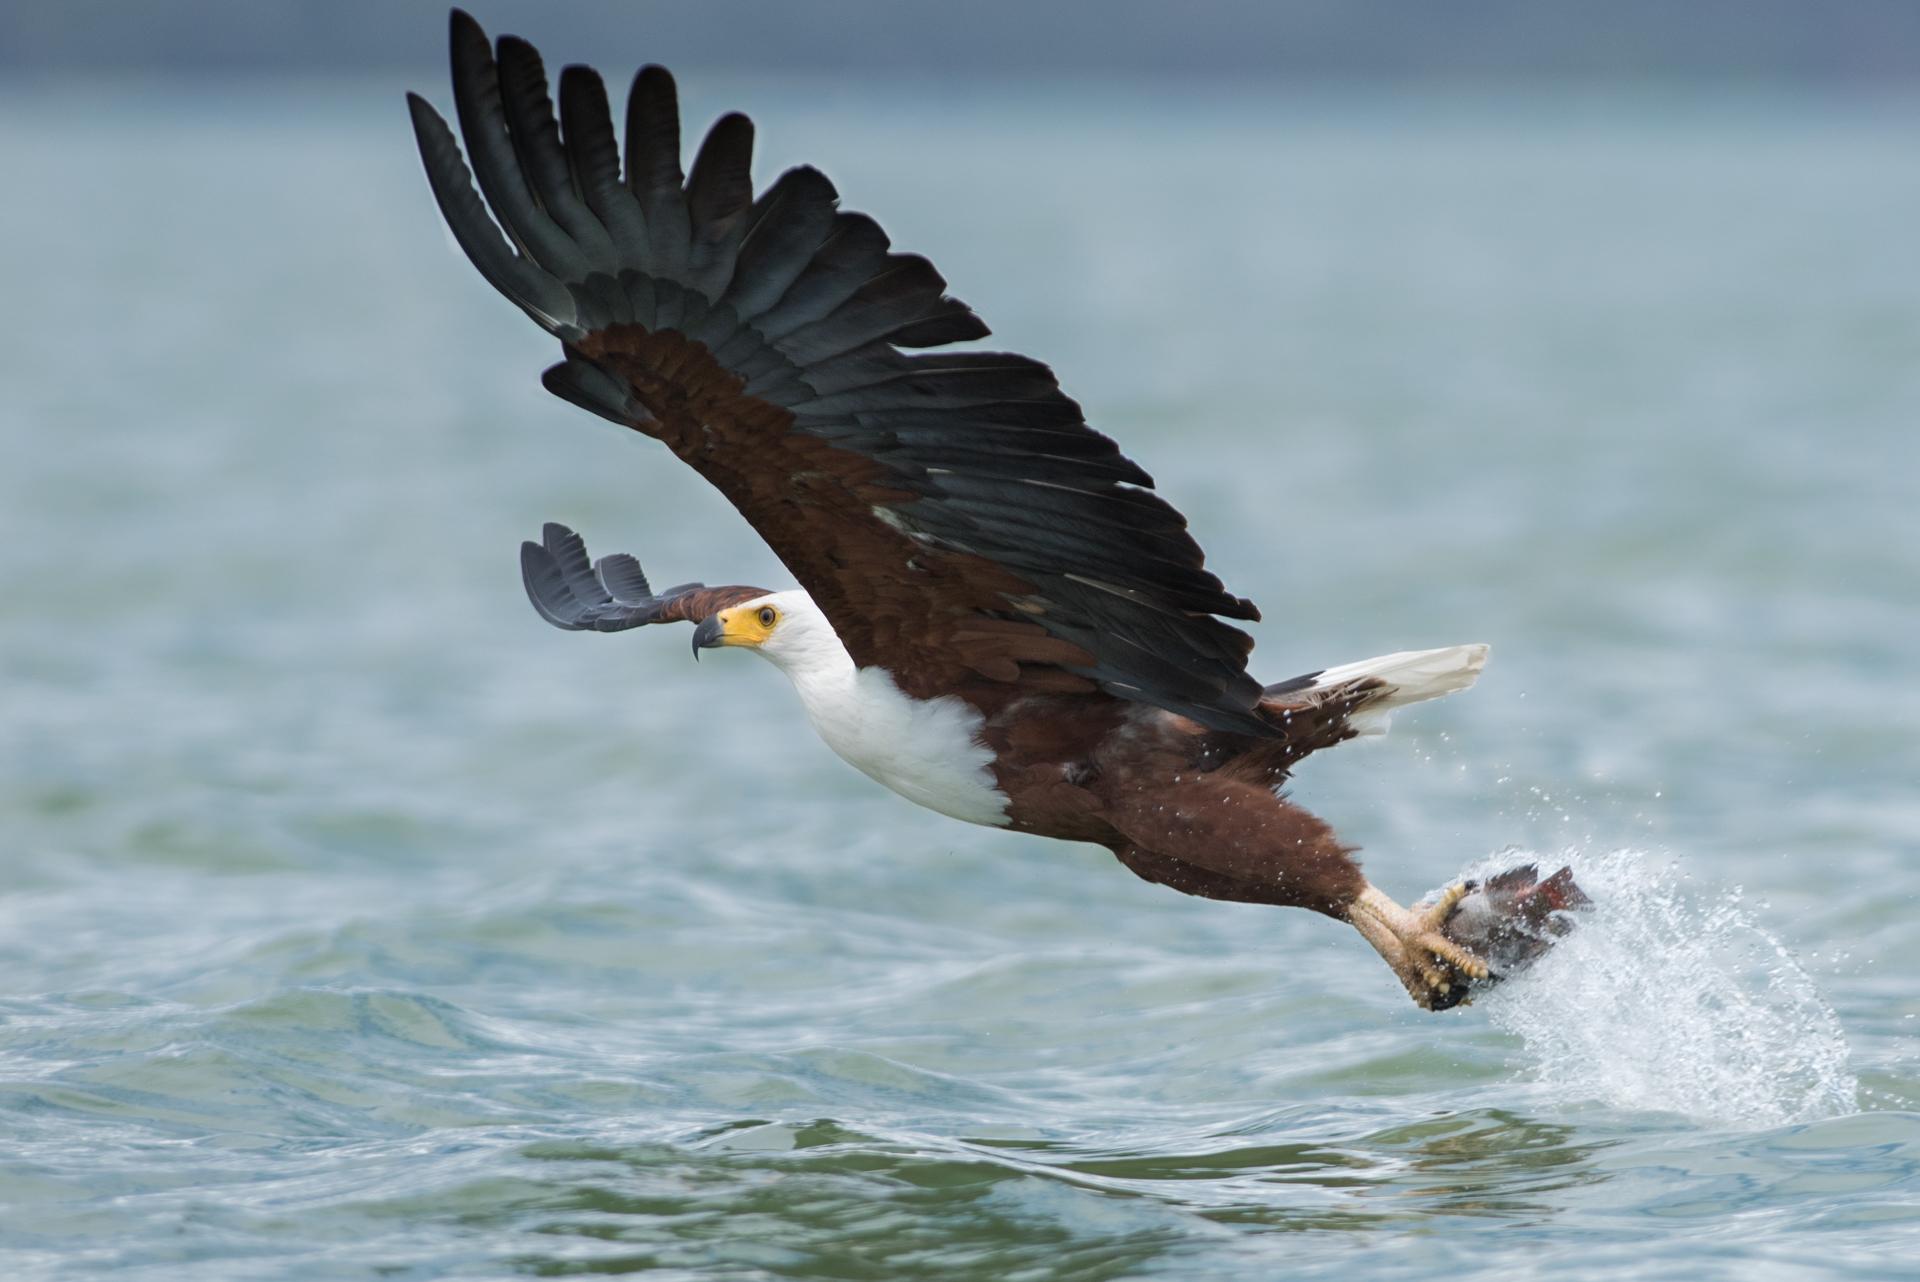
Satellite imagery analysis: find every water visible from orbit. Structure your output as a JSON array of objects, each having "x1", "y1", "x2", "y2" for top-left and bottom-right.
[
  {"x1": 1481, "y1": 849, "x2": 1857, "y2": 1126},
  {"x1": 3, "y1": 75, "x2": 1919, "y2": 1279}
]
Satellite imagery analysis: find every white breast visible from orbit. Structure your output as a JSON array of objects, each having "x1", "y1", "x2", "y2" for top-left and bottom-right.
[
  {"x1": 798, "y1": 666, "x2": 1012, "y2": 827},
  {"x1": 738, "y1": 590, "x2": 1011, "y2": 827}
]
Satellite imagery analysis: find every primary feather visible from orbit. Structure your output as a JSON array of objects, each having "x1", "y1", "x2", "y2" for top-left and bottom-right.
[{"x1": 407, "y1": 8, "x2": 1275, "y2": 734}]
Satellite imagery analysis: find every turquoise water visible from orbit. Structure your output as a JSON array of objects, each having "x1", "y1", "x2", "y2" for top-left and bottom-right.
[{"x1": 3, "y1": 78, "x2": 1918, "y2": 1279}]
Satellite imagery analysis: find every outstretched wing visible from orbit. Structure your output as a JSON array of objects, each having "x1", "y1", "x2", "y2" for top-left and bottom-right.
[
  {"x1": 408, "y1": 10, "x2": 1275, "y2": 734},
  {"x1": 520, "y1": 521, "x2": 766, "y2": 632}
]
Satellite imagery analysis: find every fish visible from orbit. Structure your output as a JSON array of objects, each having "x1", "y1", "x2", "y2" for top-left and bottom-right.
[{"x1": 1424, "y1": 862, "x2": 1591, "y2": 1009}]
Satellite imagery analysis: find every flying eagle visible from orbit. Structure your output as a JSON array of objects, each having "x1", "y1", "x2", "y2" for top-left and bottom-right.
[{"x1": 407, "y1": 10, "x2": 1509, "y2": 1010}]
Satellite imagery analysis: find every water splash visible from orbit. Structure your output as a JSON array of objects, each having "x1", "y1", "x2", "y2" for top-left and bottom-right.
[{"x1": 1475, "y1": 848, "x2": 1858, "y2": 1128}]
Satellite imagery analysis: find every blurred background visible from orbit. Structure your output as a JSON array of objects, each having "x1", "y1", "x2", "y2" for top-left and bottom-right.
[
  {"x1": 8, "y1": 0, "x2": 1920, "y2": 79},
  {"x1": 2, "y1": 3, "x2": 1917, "y2": 1280}
]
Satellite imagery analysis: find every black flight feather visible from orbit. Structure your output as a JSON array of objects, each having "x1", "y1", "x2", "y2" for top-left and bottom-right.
[
  {"x1": 406, "y1": 93, "x2": 573, "y2": 332},
  {"x1": 684, "y1": 113, "x2": 757, "y2": 299},
  {"x1": 446, "y1": 11, "x2": 587, "y2": 281},
  {"x1": 558, "y1": 65, "x2": 652, "y2": 262},
  {"x1": 493, "y1": 35, "x2": 619, "y2": 272},
  {"x1": 751, "y1": 213, "x2": 893, "y2": 340},
  {"x1": 594, "y1": 553, "x2": 654, "y2": 605},
  {"x1": 624, "y1": 64, "x2": 690, "y2": 285},
  {"x1": 724, "y1": 167, "x2": 842, "y2": 321}
]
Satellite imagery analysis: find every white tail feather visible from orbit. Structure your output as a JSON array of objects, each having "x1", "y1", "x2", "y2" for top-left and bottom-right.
[{"x1": 1310, "y1": 643, "x2": 1489, "y2": 736}]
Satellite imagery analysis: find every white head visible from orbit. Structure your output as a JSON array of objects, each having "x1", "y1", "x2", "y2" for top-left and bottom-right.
[{"x1": 690, "y1": 590, "x2": 851, "y2": 678}]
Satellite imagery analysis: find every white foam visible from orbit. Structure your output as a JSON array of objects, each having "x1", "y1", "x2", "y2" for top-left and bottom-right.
[{"x1": 1475, "y1": 848, "x2": 1858, "y2": 1128}]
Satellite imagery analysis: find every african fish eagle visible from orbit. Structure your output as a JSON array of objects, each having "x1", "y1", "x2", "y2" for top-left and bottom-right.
[{"x1": 408, "y1": 9, "x2": 1496, "y2": 1009}]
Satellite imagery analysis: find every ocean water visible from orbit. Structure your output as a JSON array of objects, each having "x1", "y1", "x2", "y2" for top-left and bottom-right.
[{"x1": 2, "y1": 73, "x2": 1918, "y2": 1280}]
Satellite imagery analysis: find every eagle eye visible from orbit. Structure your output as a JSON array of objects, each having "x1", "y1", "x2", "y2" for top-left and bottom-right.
[{"x1": 757, "y1": 606, "x2": 777, "y2": 628}]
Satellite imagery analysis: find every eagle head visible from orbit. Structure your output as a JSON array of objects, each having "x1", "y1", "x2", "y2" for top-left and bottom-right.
[{"x1": 691, "y1": 591, "x2": 838, "y2": 673}]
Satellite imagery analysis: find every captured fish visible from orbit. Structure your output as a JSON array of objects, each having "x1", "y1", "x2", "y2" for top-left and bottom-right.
[{"x1": 1424, "y1": 863, "x2": 1591, "y2": 1009}]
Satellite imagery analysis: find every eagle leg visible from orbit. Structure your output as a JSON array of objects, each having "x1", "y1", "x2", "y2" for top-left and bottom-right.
[{"x1": 1347, "y1": 883, "x2": 1490, "y2": 1011}]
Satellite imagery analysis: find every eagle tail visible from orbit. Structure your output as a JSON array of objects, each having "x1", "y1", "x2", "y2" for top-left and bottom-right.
[{"x1": 1266, "y1": 643, "x2": 1489, "y2": 738}]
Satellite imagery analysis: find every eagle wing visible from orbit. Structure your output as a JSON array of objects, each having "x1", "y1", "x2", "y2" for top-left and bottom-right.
[
  {"x1": 520, "y1": 521, "x2": 767, "y2": 633},
  {"x1": 409, "y1": 10, "x2": 1274, "y2": 734}
]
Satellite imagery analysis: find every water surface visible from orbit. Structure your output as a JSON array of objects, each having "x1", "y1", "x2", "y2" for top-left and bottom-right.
[{"x1": 2, "y1": 78, "x2": 1917, "y2": 1279}]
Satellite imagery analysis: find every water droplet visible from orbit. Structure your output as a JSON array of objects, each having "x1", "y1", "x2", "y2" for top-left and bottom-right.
[{"x1": 1479, "y1": 847, "x2": 1857, "y2": 1126}]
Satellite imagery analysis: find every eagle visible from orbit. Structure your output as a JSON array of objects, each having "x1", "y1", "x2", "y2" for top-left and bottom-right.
[{"x1": 407, "y1": 9, "x2": 1504, "y2": 1010}]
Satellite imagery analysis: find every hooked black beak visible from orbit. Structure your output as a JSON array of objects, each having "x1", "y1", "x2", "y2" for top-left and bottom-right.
[{"x1": 691, "y1": 614, "x2": 725, "y2": 660}]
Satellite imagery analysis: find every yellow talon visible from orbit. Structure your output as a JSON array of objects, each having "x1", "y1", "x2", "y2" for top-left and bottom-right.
[
  {"x1": 1418, "y1": 880, "x2": 1472, "y2": 929},
  {"x1": 1349, "y1": 883, "x2": 1492, "y2": 1010}
]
